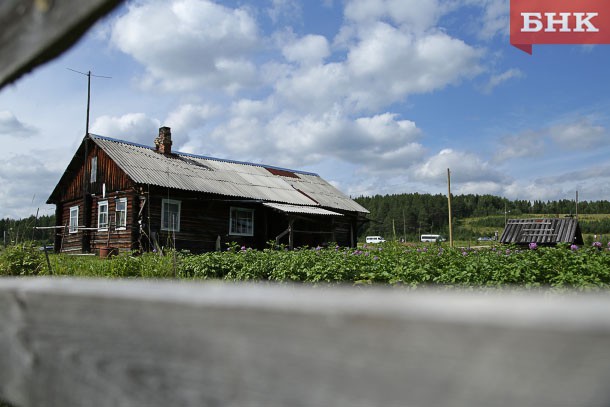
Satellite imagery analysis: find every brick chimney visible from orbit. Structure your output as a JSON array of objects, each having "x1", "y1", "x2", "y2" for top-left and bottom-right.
[{"x1": 154, "y1": 126, "x2": 172, "y2": 154}]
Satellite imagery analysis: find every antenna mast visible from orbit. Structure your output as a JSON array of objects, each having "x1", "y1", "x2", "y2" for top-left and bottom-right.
[
  {"x1": 86, "y1": 70, "x2": 91, "y2": 135},
  {"x1": 67, "y1": 68, "x2": 111, "y2": 253},
  {"x1": 67, "y1": 68, "x2": 111, "y2": 136}
]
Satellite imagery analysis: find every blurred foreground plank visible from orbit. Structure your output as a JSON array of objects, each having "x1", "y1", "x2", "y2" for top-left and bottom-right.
[
  {"x1": 0, "y1": 278, "x2": 609, "y2": 407},
  {"x1": 0, "y1": 0, "x2": 123, "y2": 88}
]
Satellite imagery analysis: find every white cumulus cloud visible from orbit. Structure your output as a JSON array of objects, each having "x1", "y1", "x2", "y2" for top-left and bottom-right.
[
  {"x1": 111, "y1": 0, "x2": 259, "y2": 92},
  {"x1": 0, "y1": 154, "x2": 58, "y2": 218},
  {"x1": 549, "y1": 118, "x2": 607, "y2": 150},
  {"x1": 90, "y1": 113, "x2": 161, "y2": 145},
  {"x1": 495, "y1": 117, "x2": 608, "y2": 163},
  {"x1": 414, "y1": 148, "x2": 506, "y2": 184},
  {"x1": 482, "y1": 68, "x2": 524, "y2": 94},
  {"x1": 165, "y1": 103, "x2": 220, "y2": 135},
  {"x1": 282, "y1": 35, "x2": 330, "y2": 67},
  {"x1": 344, "y1": 0, "x2": 442, "y2": 32},
  {"x1": 276, "y1": 23, "x2": 482, "y2": 113},
  {"x1": 0, "y1": 111, "x2": 37, "y2": 138},
  {"x1": 494, "y1": 130, "x2": 545, "y2": 162}
]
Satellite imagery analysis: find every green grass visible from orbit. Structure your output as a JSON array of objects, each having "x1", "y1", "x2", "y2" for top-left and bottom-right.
[{"x1": 48, "y1": 252, "x2": 178, "y2": 278}]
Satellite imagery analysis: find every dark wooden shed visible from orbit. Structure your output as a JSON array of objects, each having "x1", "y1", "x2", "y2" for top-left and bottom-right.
[{"x1": 499, "y1": 218, "x2": 584, "y2": 246}]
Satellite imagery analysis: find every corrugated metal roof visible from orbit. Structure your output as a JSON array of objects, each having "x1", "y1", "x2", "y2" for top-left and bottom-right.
[
  {"x1": 91, "y1": 135, "x2": 369, "y2": 214},
  {"x1": 499, "y1": 218, "x2": 583, "y2": 245},
  {"x1": 263, "y1": 203, "x2": 343, "y2": 216}
]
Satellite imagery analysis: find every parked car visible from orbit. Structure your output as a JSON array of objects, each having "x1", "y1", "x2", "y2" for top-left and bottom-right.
[
  {"x1": 366, "y1": 236, "x2": 386, "y2": 244},
  {"x1": 477, "y1": 237, "x2": 492, "y2": 241}
]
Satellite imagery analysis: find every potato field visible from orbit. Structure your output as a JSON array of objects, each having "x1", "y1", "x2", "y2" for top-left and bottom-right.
[{"x1": 3, "y1": 241, "x2": 610, "y2": 290}]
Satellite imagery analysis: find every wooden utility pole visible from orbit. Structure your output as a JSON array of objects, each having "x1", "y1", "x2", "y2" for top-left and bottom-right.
[
  {"x1": 82, "y1": 70, "x2": 91, "y2": 253},
  {"x1": 68, "y1": 68, "x2": 110, "y2": 253},
  {"x1": 402, "y1": 210, "x2": 406, "y2": 242},
  {"x1": 447, "y1": 168, "x2": 453, "y2": 248}
]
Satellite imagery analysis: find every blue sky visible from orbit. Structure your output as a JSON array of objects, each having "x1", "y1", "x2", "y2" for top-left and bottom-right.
[{"x1": 1, "y1": 0, "x2": 610, "y2": 218}]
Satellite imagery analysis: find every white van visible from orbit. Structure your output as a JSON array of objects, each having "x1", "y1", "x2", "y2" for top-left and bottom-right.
[
  {"x1": 420, "y1": 234, "x2": 446, "y2": 242},
  {"x1": 366, "y1": 236, "x2": 386, "y2": 244}
]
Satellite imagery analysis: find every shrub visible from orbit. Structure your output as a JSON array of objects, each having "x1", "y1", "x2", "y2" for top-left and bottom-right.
[{"x1": 0, "y1": 242, "x2": 45, "y2": 276}]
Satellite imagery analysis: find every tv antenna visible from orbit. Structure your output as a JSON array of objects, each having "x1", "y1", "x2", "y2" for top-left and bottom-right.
[
  {"x1": 67, "y1": 68, "x2": 111, "y2": 136},
  {"x1": 67, "y1": 68, "x2": 111, "y2": 253}
]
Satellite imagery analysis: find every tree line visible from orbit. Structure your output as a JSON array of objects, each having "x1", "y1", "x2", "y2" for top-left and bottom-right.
[
  {"x1": 1, "y1": 215, "x2": 55, "y2": 246},
  {"x1": 3, "y1": 194, "x2": 610, "y2": 247},
  {"x1": 355, "y1": 193, "x2": 610, "y2": 241}
]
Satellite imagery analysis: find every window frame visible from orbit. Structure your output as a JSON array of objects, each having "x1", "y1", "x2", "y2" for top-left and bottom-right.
[
  {"x1": 97, "y1": 200, "x2": 109, "y2": 231},
  {"x1": 161, "y1": 199, "x2": 181, "y2": 232},
  {"x1": 115, "y1": 197, "x2": 127, "y2": 230},
  {"x1": 69, "y1": 206, "x2": 79, "y2": 234},
  {"x1": 229, "y1": 207, "x2": 254, "y2": 236}
]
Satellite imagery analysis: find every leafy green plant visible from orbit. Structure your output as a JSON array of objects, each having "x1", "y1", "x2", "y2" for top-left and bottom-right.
[
  {"x1": 174, "y1": 242, "x2": 610, "y2": 289},
  {"x1": 25, "y1": 241, "x2": 610, "y2": 290},
  {"x1": 0, "y1": 242, "x2": 44, "y2": 276}
]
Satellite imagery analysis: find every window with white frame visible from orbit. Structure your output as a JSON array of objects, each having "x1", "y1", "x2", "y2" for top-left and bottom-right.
[
  {"x1": 69, "y1": 206, "x2": 79, "y2": 233},
  {"x1": 90, "y1": 156, "x2": 97, "y2": 183},
  {"x1": 98, "y1": 201, "x2": 108, "y2": 230},
  {"x1": 229, "y1": 207, "x2": 254, "y2": 236},
  {"x1": 161, "y1": 199, "x2": 181, "y2": 232},
  {"x1": 115, "y1": 198, "x2": 127, "y2": 230}
]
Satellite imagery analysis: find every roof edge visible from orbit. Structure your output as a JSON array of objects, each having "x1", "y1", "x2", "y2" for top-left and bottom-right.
[{"x1": 89, "y1": 133, "x2": 320, "y2": 177}]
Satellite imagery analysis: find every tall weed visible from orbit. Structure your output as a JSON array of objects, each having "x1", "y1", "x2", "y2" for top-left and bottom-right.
[{"x1": 0, "y1": 242, "x2": 44, "y2": 276}]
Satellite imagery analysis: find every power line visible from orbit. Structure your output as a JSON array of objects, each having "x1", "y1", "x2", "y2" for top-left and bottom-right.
[
  {"x1": 67, "y1": 68, "x2": 111, "y2": 135},
  {"x1": 66, "y1": 68, "x2": 112, "y2": 79}
]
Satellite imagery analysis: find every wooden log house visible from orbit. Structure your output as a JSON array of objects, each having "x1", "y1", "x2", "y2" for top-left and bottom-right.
[{"x1": 47, "y1": 127, "x2": 369, "y2": 254}]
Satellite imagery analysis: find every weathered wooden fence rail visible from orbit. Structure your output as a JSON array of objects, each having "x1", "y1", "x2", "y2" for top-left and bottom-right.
[
  {"x1": 1, "y1": 279, "x2": 610, "y2": 407},
  {"x1": 0, "y1": 0, "x2": 123, "y2": 88}
]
